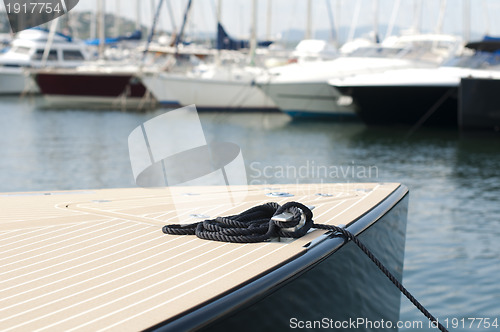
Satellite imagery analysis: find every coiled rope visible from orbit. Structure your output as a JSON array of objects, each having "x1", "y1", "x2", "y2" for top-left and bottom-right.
[{"x1": 163, "y1": 201, "x2": 448, "y2": 332}]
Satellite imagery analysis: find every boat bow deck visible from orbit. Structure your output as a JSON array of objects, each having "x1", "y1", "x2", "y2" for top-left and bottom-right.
[{"x1": 0, "y1": 183, "x2": 400, "y2": 331}]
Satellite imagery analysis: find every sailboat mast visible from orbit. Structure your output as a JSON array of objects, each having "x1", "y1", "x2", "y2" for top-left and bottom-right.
[
  {"x1": 151, "y1": 0, "x2": 156, "y2": 27},
  {"x1": 90, "y1": 5, "x2": 96, "y2": 39},
  {"x1": 347, "y1": 0, "x2": 361, "y2": 43},
  {"x1": 266, "y1": 0, "x2": 272, "y2": 40},
  {"x1": 435, "y1": 0, "x2": 447, "y2": 34},
  {"x1": 482, "y1": 0, "x2": 490, "y2": 35},
  {"x1": 97, "y1": 0, "x2": 105, "y2": 58},
  {"x1": 412, "y1": 0, "x2": 423, "y2": 33},
  {"x1": 335, "y1": 0, "x2": 341, "y2": 45},
  {"x1": 136, "y1": 0, "x2": 142, "y2": 31},
  {"x1": 217, "y1": 0, "x2": 222, "y2": 22},
  {"x1": 325, "y1": 0, "x2": 337, "y2": 46},
  {"x1": 175, "y1": 0, "x2": 193, "y2": 48},
  {"x1": 463, "y1": 0, "x2": 470, "y2": 41},
  {"x1": 142, "y1": 0, "x2": 165, "y2": 64},
  {"x1": 115, "y1": 0, "x2": 121, "y2": 36},
  {"x1": 373, "y1": 0, "x2": 379, "y2": 42},
  {"x1": 165, "y1": 0, "x2": 177, "y2": 33},
  {"x1": 41, "y1": 17, "x2": 59, "y2": 67},
  {"x1": 385, "y1": 0, "x2": 401, "y2": 40},
  {"x1": 305, "y1": 0, "x2": 312, "y2": 39},
  {"x1": 249, "y1": 0, "x2": 257, "y2": 65}
]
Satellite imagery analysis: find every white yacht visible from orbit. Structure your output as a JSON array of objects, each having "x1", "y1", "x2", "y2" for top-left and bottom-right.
[
  {"x1": 141, "y1": 61, "x2": 277, "y2": 111},
  {"x1": 141, "y1": 38, "x2": 342, "y2": 111},
  {"x1": 329, "y1": 49, "x2": 500, "y2": 126},
  {"x1": 0, "y1": 28, "x2": 90, "y2": 94},
  {"x1": 256, "y1": 34, "x2": 463, "y2": 119}
]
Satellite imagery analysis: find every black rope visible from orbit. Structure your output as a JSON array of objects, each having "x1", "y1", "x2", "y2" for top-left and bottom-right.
[{"x1": 163, "y1": 202, "x2": 448, "y2": 332}]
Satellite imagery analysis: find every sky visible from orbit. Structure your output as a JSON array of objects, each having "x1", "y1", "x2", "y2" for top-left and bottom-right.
[{"x1": 56, "y1": 0, "x2": 500, "y2": 41}]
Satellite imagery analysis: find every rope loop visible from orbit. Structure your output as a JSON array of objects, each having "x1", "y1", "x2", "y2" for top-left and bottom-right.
[{"x1": 163, "y1": 201, "x2": 314, "y2": 243}]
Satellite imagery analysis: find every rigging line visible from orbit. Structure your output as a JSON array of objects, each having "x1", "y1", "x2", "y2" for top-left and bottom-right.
[{"x1": 405, "y1": 87, "x2": 455, "y2": 139}]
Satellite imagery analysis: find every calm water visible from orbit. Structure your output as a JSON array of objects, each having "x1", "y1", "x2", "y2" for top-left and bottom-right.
[{"x1": 1, "y1": 97, "x2": 499, "y2": 330}]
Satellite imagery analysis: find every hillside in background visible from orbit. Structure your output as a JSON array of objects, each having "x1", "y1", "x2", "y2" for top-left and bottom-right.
[{"x1": 0, "y1": 11, "x2": 149, "y2": 39}]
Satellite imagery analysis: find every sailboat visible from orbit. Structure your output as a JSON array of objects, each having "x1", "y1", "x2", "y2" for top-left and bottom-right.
[
  {"x1": 30, "y1": 0, "x2": 156, "y2": 110},
  {"x1": 0, "y1": 27, "x2": 90, "y2": 95},
  {"x1": 141, "y1": 0, "x2": 278, "y2": 111}
]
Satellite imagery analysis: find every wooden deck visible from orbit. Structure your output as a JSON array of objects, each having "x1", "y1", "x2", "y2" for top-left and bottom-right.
[{"x1": 0, "y1": 183, "x2": 399, "y2": 331}]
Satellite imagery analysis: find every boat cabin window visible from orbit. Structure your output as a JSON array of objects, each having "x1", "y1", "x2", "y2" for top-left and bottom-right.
[
  {"x1": 33, "y1": 49, "x2": 58, "y2": 61},
  {"x1": 442, "y1": 53, "x2": 500, "y2": 69},
  {"x1": 62, "y1": 50, "x2": 85, "y2": 61},
  {"x1": 12, "y1": 46, "x2": 30, "y2": 55},
  {"x1": 348, "y1": 47, "x2": 403, "y2": 58}
]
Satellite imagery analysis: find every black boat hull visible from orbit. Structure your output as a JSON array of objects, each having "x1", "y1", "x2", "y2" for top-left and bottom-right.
[
  {"x1": 459, "y1": 77, "x2": 500, "y2": 132},
  {"x1": 34, "y1": 72, "x2": 147, "y2": 98},
  {"x1": 336, "y1": 85, "x2": 458, "y2": 126}
]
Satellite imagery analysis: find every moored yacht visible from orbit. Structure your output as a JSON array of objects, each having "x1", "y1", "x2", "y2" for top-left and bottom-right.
[
  {"x1": 257, "y1": 34, "x2": 463, "y2": 119},
  {"x1": 329, "y1": 39, "x2": 500, "y2": 126},
  {"x1": 32, "y1": 63, "x2": 156, "y2": 110},
  {"x1": 141, "y1": 63, "x2": 277, "y2": 111},
  {"x1": 0, "y1": 28, "x2": 90, "y2": 95}
]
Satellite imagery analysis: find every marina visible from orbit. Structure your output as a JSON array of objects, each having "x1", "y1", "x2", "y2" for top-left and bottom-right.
[{"x1": 1, "y1": 0, "x2": 500, "y2": 331}]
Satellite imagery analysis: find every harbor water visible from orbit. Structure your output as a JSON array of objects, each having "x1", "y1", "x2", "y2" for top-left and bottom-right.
[{"x1": 1, "y1": 96, "x2": 499, "y2": 331}]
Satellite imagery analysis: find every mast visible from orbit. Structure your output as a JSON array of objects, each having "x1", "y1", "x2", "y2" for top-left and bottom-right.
[
  {"x1": 463, "y1": 0, "x2": 470, "y2": 41},
  {"x1": 216, "y1": 0, "x2": 222, "y2": 66},
  {"x1": 174, "y1": 0, "x2": 193, "y2": 48},
  {"x1": 97, "y1": 0, "x2": 105, "y2": 58},
  {"x1": 335, "y1": 0, "x2": 341, "y2": 45},
  {"x1": 385, "y1": 0, "x2": 401, "y2": 40},
  {"x1": 90, "y1": 6, "x2": 96, "y2": 39},
  {"x1": 482, "y1": 0, "x2": 490, "y2": 36},
  {"x1": 41, "y1": 17, "x2": 59, "y2": 67},
  {"x1": 217, "y1": 0, "x2": 222, "y2": 23},
  {"x1": 305, "y1": 0, "x2": 312, "y2": 39},
  {"x1": 136, "y1": 0, "x2": 142, "y2": 31},
  {"x1": 347, "y1": 0, "x2": 361, "y2": 43},
  {"x1": 435, "y1": 0, "x2": 447, "y2": 34},
  {"x1": 373, "y1": 0, "x2": 379, "y2": 42},
  {"x1": 249, "y1": 0, "x2": 257, "y2": 65},
  {"x1": 115, "y1": 0, "x2": 121, "y2": 36},
  {"x1": 149, "y1": 0, "x2": 158, "y2": 40},
  {"x1": 142, "y1": 0, "x2": 165, "y2": 63},
  {"x1": 325, "y1": 0, "x2": 337, "y2": 46},
  {"x1": 412, "y1": 0, "x2": 423, "y2": 33},
  {"x1": 166, "y1": 0, "x2": 177, "y2": 35},
  {"x1": 266, "y1": 0, "x2": 272, "y2": 40},
  {"x1": 151, "y1": 0, "x2": 156, "y2": 27}
]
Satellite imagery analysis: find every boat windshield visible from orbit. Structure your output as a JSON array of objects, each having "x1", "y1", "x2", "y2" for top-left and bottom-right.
[
  {"x1": 348, "y1": 47, "x2": 404, "y2": 58},
  {"x1": 32, "y1": 49, "x2": 58, "y2": 61},
  {"x1": 442, "y1": 52, "x2": 500, "y2": 69}
]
